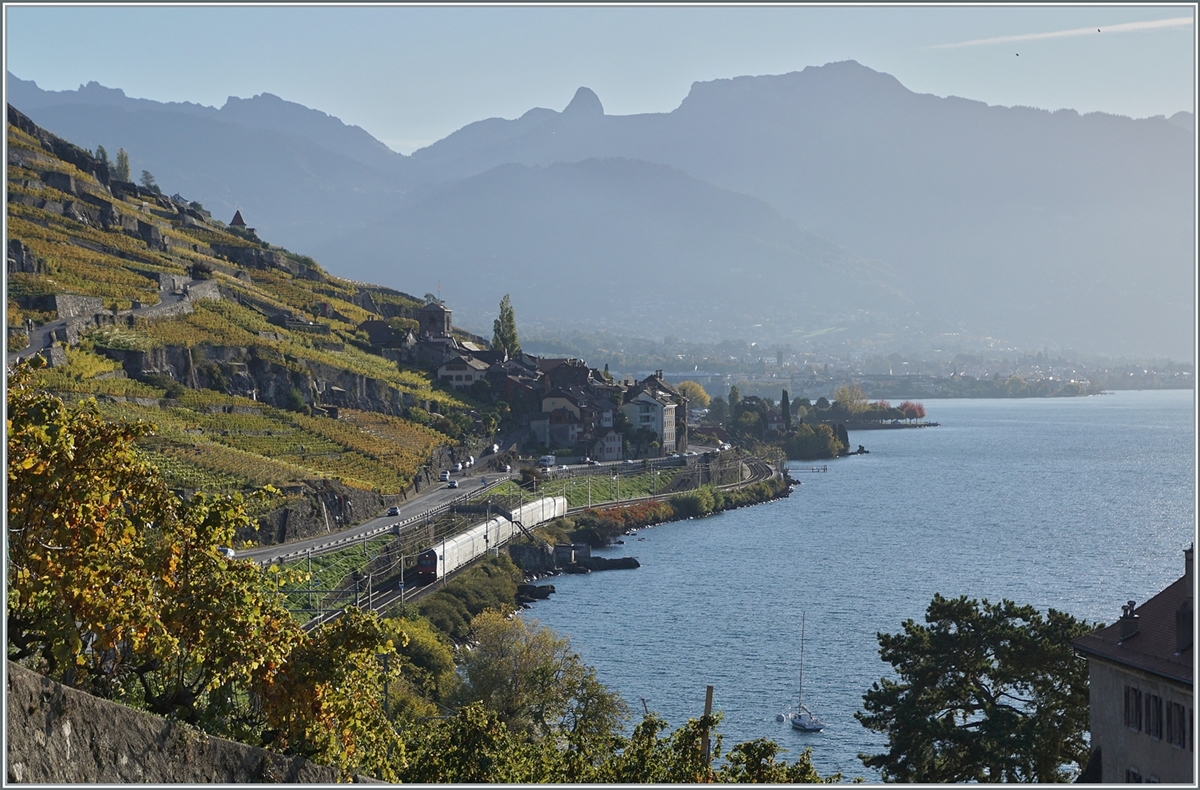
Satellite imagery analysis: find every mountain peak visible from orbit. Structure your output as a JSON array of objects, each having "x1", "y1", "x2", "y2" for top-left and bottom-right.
[
  {"x1": 562, "y1": 87, "x2": 604, "y2": 118},
  {"x1": 77, "y1": 80, "x2": 127, "y2": 100}
]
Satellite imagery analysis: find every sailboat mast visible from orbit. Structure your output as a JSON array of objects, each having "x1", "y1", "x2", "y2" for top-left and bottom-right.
[{"x1": 799, "y1": 612, "x2": 805, "y2": 709}]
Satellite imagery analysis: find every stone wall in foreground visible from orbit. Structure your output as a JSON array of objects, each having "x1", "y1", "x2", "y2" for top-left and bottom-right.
[{"x1": 6, "y1": 662, "x2": 379, "y2": 784}]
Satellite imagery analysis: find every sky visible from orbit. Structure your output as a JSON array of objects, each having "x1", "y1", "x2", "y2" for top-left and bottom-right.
[{"x1": 3, "y1": 4, "x2": 1197, "y2": 154}]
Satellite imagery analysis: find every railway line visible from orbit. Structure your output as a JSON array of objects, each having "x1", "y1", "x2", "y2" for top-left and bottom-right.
[{"x1": 276, "y1": 454, "x2": 782, "y2": 626}]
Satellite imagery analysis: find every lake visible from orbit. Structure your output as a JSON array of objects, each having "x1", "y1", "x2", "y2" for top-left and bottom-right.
[{"x1": 518, "y1": 389, "x2": 1196, "y2": 781}]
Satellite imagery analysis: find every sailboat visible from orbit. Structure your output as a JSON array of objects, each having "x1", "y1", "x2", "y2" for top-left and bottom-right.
[{"x1": 785, "y1": 613, "x2": 825, "y2": 732}]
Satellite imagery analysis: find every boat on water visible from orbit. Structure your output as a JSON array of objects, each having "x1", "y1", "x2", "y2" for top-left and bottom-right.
[{"x1": 784, "y1": 613, "x2": 825, "y2": 732}]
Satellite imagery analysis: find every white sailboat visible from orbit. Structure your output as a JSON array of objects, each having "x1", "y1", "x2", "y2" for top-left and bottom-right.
[{"x1": 785, "y1": 613, "x2": 825, "y2": 732}]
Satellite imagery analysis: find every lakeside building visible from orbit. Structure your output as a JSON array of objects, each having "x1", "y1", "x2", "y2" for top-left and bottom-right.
[{"x1": 1072, "y1": 546, "x2": 1194, "y2": 783}]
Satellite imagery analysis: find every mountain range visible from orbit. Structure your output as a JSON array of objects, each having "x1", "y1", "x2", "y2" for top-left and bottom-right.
[{"x1": 7, "y1": 62, "x2": 1194, "y2": 360}]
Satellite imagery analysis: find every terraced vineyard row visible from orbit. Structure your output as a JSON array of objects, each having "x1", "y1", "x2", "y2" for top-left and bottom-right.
[{"x1": 78, "y1": 385, "x2": 449, "y2": 493}]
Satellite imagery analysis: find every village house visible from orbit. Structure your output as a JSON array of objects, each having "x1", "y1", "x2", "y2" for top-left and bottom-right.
[
  {"x1": 621, "y1": 371, "x2": 686, "y2": 455},
  {"x1": 591, "y1": 428, "x2": 624, "y2": 462},
  {"x1": 530, "y1": 387, "x2": 621, "y2": 456},
  {"x1": 1072, "y1": 545, "x2": 1194, "y2": 783},
  {"x1": 437, "y1": 354, "x2": 490, "y2": 391}
]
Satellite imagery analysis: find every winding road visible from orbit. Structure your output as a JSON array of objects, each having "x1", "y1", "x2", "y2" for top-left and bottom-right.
[{"x1": 7, "y1": 282, "x2": 202, "y2": 366}]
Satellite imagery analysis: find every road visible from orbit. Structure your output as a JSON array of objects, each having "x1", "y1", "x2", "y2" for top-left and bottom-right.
[
  {"x1": 240, "y1": 467, "x2": 514, "y2": 564},
  {"x1": 242, "y1": 447, "x2": 756, "y2": 565},
  {"x1": 7, "y1": 282, "x2": 199, "y2": 366}
]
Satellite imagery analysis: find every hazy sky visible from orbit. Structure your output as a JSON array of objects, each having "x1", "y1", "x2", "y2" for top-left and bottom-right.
[{"x1": 4, "y1": 4, "x2": 1196, "y2": 154}]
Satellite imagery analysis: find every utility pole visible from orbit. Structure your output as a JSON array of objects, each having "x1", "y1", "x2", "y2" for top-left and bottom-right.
[{"x1": 701, "y1": 684, "x2": 714, "y2": 779}]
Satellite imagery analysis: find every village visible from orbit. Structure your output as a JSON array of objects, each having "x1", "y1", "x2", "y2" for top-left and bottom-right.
[{"x1": 357, "y1": 299, "x2": 697, "y2": 463}]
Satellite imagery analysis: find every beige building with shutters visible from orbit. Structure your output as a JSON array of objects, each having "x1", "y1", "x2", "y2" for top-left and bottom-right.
[{"x1": 1073, "y1": 546, "x2": 1193, "y2": 783}]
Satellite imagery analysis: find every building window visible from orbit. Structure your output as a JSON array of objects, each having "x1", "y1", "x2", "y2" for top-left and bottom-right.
[
  {"x1": 1146, "y1": 694, "x2": 1164, "y2": 740},
  {"x1": 1125, "y1": 767, "x2": 1143, "y2": 782},
  {"x1": 1166, "y1": 701, "x2": 1188, "y2": 748},
  {"x1": 1124, "y1": 686, "x2": 1143, "y2": 731}
]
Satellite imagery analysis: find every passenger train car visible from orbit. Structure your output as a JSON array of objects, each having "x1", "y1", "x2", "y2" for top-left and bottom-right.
[{"x1": 415, "y1": 496, "x2": 567, "y2": 584}]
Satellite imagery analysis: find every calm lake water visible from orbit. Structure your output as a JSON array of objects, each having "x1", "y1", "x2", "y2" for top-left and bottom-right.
[{"x1": 518, "y1": 390, "x2": 1196, "y2": 781}]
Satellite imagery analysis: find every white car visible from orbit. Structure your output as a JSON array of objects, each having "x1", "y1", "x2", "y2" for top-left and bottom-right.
[
  {"x1": 387, "y1": 506, "x2": 400, "y2": 516},
  {"x1": 447, "y1": 480, "x2": 459, "y2": 489},
  {"x1": 453, "y1": 462, "x2": 463, "y2": 472},
  {"x1": 439, "y1": 470, "x2": 451, "y2": 482}
]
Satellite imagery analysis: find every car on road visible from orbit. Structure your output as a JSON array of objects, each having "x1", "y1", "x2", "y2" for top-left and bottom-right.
[
  {"x1": 504, "y1": 464, "x2": 512, "y2": 473},
  {"x1": 559, "y1": 464, "x2": 569, "y2": 470},
  {"x1": 439, "y1": 470, "x2": 450, "y2": 481},
  {"x1": 387, "y1": 506, "x2": 400, "y2": 516},
  {"x1": 447, "y1": 480, "x2": 459, "y2": 489},
  {"x1": 480, "y1": 477, "x2": 488, "y2": 485},
  {"x1": 585, "y1": 458, "x2": 599, "y2": 465},
  {"x1": 217, "y1": 546, "x2": 236, "y2": 559},
  {"x1": 453, "y1": 462, "x2": 463, "y2": 472}
]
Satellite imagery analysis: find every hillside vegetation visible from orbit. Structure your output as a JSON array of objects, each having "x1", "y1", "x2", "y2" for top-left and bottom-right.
[{"x1": 7, "y1": 106, "x2": 473, "y2": 523}]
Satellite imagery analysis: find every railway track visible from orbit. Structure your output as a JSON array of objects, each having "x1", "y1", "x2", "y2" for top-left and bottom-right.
[{"x1": 291, "y1": 456, "x2": 782, "y2": 629}]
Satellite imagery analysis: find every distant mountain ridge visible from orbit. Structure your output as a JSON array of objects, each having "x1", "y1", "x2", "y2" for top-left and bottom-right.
[
  {"x1": 312, "y1": 156, "x2": 911, "y2": 338},
  {"x1": 7, "y1": 62, "x2": 1194, "y2": 360},
  {"x1": 6, "y1": 74, "x2": 409, "y2": 175}
]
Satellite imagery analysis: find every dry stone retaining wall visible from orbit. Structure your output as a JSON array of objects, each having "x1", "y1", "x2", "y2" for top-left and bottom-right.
[{"x1": 6, "y1": 662, "x2": 381, "y2": 784}]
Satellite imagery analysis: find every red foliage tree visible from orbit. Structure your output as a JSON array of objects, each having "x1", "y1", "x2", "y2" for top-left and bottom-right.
[{"x1": 899, "y1": 401, "x2": 926, "y2": 422}]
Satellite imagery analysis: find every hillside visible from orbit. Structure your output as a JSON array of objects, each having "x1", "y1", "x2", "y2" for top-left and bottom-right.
[
  {"x1": 6, "y1": 104, "x2": 477, "y2": 545},
  {"x1": 11, "y1": 62, "x2": 1192, "y2": 359}
]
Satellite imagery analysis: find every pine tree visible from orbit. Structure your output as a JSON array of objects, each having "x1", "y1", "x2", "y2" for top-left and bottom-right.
[
  {"x1": 140, "y1": 170, "x2": 160, "y2": 193},
  {"x1": 94, "y1": 145, "x2": 109, "y2": 166},
  {"x1": 115, "y1": 148, "x2": 130, "y2": 181},
  {"x1": 492, "y1": 294, "x2": 520, "y2": 358},
  {"x1": 781, "y1": 390, "x2": 791, "y2": 432}
]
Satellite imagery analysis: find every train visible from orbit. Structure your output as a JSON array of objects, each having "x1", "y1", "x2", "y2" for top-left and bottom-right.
[{"x1": 414, "y1": 496, "x2": 567, "y2": 585}]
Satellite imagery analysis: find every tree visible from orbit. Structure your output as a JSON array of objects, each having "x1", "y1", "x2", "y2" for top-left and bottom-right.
[
  {"x1": 114, "y1": 148, "x2": 130, "y2": 181},
  {"x1": 7, "y1": 360, "x2": 406, "y2": 779},
  {"x1": 94, "y1": 144, "x2": 109, "y2": 166},
  {"x1": 856, "y1": 594, "x2": 1095, "y2": 783},
  {"x1": 718, "y1": 740, "x2": 839, "y2": 783},
  {"x1": 833, "y1": 383, "x2": 868, "y2": 415},
  {"x1": 492, "y1": 294, "x2": 521, "y2": 358},
  {"x1": 707, "y1": 396, "x2": 728, "y2": 426},
  {"x1": 259, "y1": 608, "x2": 404, "y2": 780},
  {"x1": 781, "y1": 390, "x2": 792, "y2": 432},
  {"x1": 455, "y1": 610, "x2": 628, "y2": 742},
  {"x1": 676, "y1": 381, "x2": 710, "y2": 410},
  {"x1": 139, "y1": 169, "x2": 160, "y2": 193}
]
